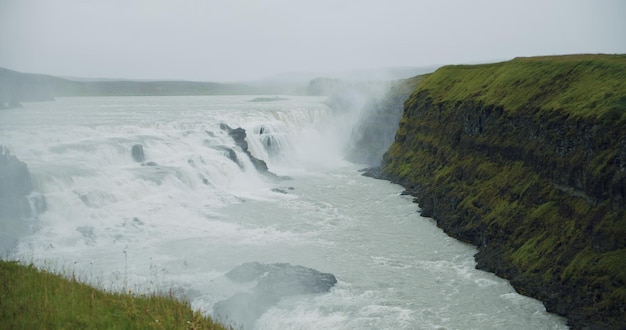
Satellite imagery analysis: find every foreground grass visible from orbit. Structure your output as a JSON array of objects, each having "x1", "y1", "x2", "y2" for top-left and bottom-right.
[{"x1": 0, "y1": 260, "x2": 228, "y2": 329}]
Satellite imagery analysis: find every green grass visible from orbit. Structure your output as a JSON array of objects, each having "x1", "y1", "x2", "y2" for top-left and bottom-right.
[
  {"x1": 0, "y1": 260, "x2": 228, "y2": 329},
  {"x1": 380, "y1": 53, "x2": 626, "y2": 328},
  {"x1": 414, "y1": 54, "x2": 626, "y2": 123}
]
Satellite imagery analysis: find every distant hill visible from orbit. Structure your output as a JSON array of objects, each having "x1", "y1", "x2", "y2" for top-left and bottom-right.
[
  {"x1": 0, "y1": 67, "x2": 259, "y2": 108},
  {"x1": 0, "y1": 67, "x2": 59, "y2": 108},
  {"x1": 0, "y1": 65, "x2": 443, "y2": 109}
]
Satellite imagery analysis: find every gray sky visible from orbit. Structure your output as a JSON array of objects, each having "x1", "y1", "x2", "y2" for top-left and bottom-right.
[{"x1": 1, "y1": 0, "x2": 625, "y2": 82}]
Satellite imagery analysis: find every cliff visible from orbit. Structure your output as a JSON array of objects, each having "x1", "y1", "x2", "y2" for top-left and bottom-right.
[
  {"x1": 346, "y1": 76, "x2": 424, "y2": 166},
  {"x1": 324, "y1": 76, "x2": 424, "y2": 166},
  {"x1": 369, "y1": 54, "x2": 626, "y2": 329}
]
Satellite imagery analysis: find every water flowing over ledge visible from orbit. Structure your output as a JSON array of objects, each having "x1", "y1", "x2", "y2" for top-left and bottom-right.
[{"x1": 1, "y1": 95, "x2": 566, "y2": 329}]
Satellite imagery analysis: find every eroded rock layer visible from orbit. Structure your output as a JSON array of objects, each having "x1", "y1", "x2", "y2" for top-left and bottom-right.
[{"x1": 369, "y1": 55, "x2": 626, "y2": 329}]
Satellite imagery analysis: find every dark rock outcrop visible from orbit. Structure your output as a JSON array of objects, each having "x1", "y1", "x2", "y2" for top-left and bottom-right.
[
  {"x1": 270, "y1": 187, "x2": 294, "y2": 194},
  {"x1": 219, "y1": 123, "x2": 290, "y2": 181},
  {"x1": 255, "y1": 126, "x2": 282, "y2": 158},
  {"x1": 0, "y1": 147, "x2": 46, "y2": 252},
  {"x1": 369, "y1": 55, "x2": 626, "y2": 329},
  {"x1": 225, "y1": 262, "x2": 337, "y2": 296},
  {"x1": 131, "y1": 144, "x2": 145, "y2": 163},
  {"x1": 213, "y1": 262, "x2": 337, "y2": 329}
]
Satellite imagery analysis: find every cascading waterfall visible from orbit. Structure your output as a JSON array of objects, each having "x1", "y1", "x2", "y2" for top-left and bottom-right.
[{"x1": 0, "y1": 95, "x2": 567, "y2": 330}]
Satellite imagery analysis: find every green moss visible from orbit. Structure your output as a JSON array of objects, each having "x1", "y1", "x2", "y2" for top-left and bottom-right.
[
  {"x1": 529, "y1": 201, "x2": 557, "y2": 218},
  {"x1": 416, "y1": 54, "x2": 626, "y2": 123},
  {"x1": 380, "y1": 54, "x2": 626, "y2": 328},
  {"x1": 511, "y1": 234, "x2": 556, "y2": 273}
]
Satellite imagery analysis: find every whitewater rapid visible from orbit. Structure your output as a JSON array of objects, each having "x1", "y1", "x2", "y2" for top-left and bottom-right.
[{"x1": 0, "y1": 96, "x2": 566, "y2": 329}]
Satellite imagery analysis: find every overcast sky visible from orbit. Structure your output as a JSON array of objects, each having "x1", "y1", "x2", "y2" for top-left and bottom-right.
[{"x1": 1, "y1": 0, "x2": 625, "y2": 82}]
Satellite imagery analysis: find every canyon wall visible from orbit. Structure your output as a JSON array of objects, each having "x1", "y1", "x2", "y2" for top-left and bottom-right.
[{"x1": 369, "y1": 55, "x2": 626, "y2": 329}]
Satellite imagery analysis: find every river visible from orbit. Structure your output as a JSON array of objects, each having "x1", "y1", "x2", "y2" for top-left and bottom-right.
[{"x1": 0, "y1": 95, "x2": 566, "y2": 329}]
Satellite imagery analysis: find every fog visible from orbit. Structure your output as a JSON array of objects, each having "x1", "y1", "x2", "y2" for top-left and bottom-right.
[{"x1": 1, "y1": 0, "x2": 625, "y2": 81}]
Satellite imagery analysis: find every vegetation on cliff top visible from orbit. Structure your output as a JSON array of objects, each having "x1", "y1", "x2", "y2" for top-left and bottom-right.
[
  {"x1": 380, "y1": 54, "x2": 626, "y2": 329},
  {"x1": 409, "y1": 54, "x2": 626, "y2": 123},
  {"x1": 0, "y1": 260, "x2": 227, "y2": 329}
]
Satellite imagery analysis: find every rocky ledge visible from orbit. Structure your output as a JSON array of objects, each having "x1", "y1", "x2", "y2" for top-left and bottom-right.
[
  {"x1": 213, "y1": 262, "x2": 337, "y2": 329},
  {"x1": 0, "y1": 146, "x2": 47, "y2": 252},
  {"x1": 367, "y1": 55, "x2": 626, "y2": 329},
  {"x1": 219, "y1": 123, "x2": 290, "y2": 181}
]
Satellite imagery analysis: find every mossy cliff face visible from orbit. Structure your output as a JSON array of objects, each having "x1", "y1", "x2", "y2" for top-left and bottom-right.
[{"x1": 373, "y1": 55, "x2": 626, "y2": 329}]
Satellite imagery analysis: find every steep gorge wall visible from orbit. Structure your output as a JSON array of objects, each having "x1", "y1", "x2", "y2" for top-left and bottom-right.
[
  {"x1": 370, "y1": 55, "x2": 626, "y2": 329},
  {"x1": 0, "y1": 67, "x2": 257, "y2": 103},
  {"x1": 346, "y1": 76, "x2": 424, "y2": 166},
  {"x1": 324, "y1": 76, "x2": 424, "y2": 166}
]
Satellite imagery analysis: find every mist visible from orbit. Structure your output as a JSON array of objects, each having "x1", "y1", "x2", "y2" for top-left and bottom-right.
[
  {"x1": 1, "y1": 94, "x2": 570, "y2": 329},
  {"x1": 1, "y1": 0, "x2": 624, "y2": 82}
]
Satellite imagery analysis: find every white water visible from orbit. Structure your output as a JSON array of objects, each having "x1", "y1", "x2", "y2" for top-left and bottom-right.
[{"x1": 1, "y1": 96, "x2": 566, "y2": 329}]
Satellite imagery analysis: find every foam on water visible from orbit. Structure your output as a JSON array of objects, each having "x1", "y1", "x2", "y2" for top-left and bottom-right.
[{"x1": 0, "y1": 96, "x2": 567, "y2": 329}]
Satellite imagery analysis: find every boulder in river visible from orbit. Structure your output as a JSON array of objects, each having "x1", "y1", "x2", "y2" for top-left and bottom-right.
[
  {"x1": 213, "y1": 262, "x2": 337, "y2": 329},
  {"x1": 131, "y1": 144, "x2": 145, "y2": 163}
]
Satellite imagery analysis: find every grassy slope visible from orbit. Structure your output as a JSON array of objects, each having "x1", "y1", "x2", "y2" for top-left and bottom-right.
[
  {"x1": 0, "y1": 260, "x2": 227, "y2": 329},
  {"x1": 412, "y1": 54, "x2": 626, "y2": 122},
  {"x1": 381, "y1": 54, "x2": 626, "y2": 328}
]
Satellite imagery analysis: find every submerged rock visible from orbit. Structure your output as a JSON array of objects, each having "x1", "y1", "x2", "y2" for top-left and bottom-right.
[
  {"x1": 214, "y1": 146, "x2": 240, "y2": 167},
  {"x1": 213, "y1": 262, "x2": 337, "y2": 329},
  {"x1": 131, "y1": 144, "x2": 145, "y2": 163},
  {"x1": 225, "y1": 262, "x2": 337, "y2": 295}
]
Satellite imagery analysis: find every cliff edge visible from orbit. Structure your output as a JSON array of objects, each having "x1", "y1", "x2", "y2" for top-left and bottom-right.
[{"x1": 369, "y1": 54, "x2": 626, "y2": 329}]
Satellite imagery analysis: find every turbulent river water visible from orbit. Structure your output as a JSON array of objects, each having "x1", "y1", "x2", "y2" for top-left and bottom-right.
[{"x1": 1, "y1": 95, "x2": 566, "y2": 329}]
